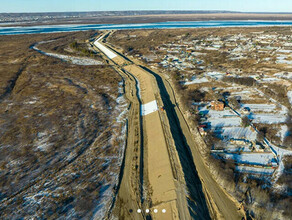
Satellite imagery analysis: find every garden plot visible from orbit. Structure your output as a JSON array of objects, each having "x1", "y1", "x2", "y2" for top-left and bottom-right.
[
  {"x1": 216, "y1": 86, "x2": 265, "y2": 101},
  {"x1": 241, "y1": 103, "x2": 277, "y2": 113},
  {"x1": 221, "y1": 143, "x2": 252, "y2": 153},
  {"x1": 274, "y1": 72, "x2": 292, "y2": 80},
  {"x1": 183, "y1": 77, "x2": 209, "y2": 85},
  {"x1": 276, "y1": 54, "x2": 292, "y2": 64},
  {"x1": 232, "y1": 90, "x2": 254, "y2": 99},
  {"x1": 240, "y1": 103, "x2": 288, "y2": 124},
  {"x1": 208, "y1": 117, "x2": 242, "y2": 127},
  {"x1": 199, "y1": 107, "x2": 241, "y2": 128},
  {"x1": 199, "y1": 107, "x2": 237, "y2": 118},
  {"x1": 217, "y1": 152, "x2": 277, "y2": 166},
  {"x1": 258, "y1": 77, "x2": 281, "y2": 83},
  {"x1": 235, "y1": 166, "x2": 275, "y2": 175},
  {"x1": 248, "y1": 113, "x2": 287, "y2": 124},
  {"x1": 276, "y1": 59, "x2": 292, "y2": 65},
  {"x1": 205, "y1": 71, "x2": 225, "y2": 80},
  {"x1": 218, "y1": 127, "x2": 257, "y2": 141}
]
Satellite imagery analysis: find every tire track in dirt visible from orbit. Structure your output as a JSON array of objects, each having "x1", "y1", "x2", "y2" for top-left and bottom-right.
[{"x1": 91, "y1": 41, "x2": 144, "y2": 219}]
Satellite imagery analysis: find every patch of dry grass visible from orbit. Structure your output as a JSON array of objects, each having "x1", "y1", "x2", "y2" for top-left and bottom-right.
[{"x1": 0, "y1": 32, "x2": 127, "y2": 218}]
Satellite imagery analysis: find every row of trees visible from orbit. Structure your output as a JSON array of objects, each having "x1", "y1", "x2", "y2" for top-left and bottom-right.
[
  {"x1": 70, "y1": 41, "x2": 96, "y2": 57},
  {"x1": 223, "y1": 76, "x2": 257, "y2": 86}
]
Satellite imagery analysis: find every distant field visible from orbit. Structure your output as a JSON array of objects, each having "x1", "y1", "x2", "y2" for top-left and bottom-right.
[{"x1": 2, "y1": 12, "x2": 292, "y2": 27}]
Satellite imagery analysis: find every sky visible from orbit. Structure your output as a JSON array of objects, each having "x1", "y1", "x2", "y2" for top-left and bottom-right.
[{"x1": 1, "y1": 0, "x2": 292, "y2": 13}]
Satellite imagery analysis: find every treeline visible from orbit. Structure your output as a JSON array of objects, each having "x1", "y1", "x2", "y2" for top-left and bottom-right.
[
  {"x1": 222, "y1": 76, "x2": 257, "y2": 86},
  {"x1": 70, "y1": 41, "x2": 96, "y2": 57}
]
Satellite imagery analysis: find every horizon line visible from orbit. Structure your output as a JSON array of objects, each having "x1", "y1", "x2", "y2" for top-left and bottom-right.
[{"x1": 1, "y1": 10, "x2": 292, "y2": 14}]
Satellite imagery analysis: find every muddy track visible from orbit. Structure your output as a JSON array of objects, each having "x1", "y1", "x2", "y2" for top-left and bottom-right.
[
  {"x1": 93, "y1": 52, "x2": 144, "y2": 219},
  {"x1": 106, "y1": 66, "x2": 145, "y2": 220},
  {"x1": 100, "y1": 34, "x2": 149, "y2": 213},
  {"x1": 106, "y1": 90, "x2": 129, "y2": 219},
  {"x1": 127, "y1": 70, "x2": 145, "y2": 204}
]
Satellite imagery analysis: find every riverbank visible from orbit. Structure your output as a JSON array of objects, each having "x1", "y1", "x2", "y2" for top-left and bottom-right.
[{"x1": 1, "y1": 20, "x2": 292, "y2": 35}]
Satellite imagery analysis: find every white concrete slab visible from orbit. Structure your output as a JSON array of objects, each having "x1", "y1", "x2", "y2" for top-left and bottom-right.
[
  {"x1": 94, "y1": 40, "x2": 117, "y2": 59},
  {"x1": 141, "y1": 100, "x2": 158, "y2": 116}
]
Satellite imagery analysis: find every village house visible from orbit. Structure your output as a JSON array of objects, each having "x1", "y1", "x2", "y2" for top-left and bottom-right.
[{"x1": 211, "y1": 101, "x2": 224, "y2": 111}]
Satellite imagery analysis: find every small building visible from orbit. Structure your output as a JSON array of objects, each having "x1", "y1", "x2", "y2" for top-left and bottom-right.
[
  {"x1": 199, "y1": 127, "x2": 207, "y2": 136},
  {"x1": 211, "y1": 101, "x2": 224, "y2": 111}
]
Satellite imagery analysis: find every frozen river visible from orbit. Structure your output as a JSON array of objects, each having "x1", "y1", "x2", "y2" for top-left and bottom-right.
[{"x1": 1, "y1": 20, "x2": 292, "y2": 35}]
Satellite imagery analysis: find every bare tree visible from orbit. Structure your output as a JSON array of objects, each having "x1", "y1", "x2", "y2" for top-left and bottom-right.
[
  {"x1": 229, "y1": 97, "x2": 241, "y2": 110},
  {"x1": 241, "y1": 116, "x2": 250, "y2": 127}
]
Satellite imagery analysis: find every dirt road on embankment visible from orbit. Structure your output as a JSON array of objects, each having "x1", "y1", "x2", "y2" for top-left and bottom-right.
[{"x1": 92, "y1": 32, "x2": 245, "y2": 220}]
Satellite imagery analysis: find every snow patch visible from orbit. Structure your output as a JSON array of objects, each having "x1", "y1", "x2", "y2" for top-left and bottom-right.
[
  {"x1": 44, "y1": 52, "x2": 103, "y2": 65},
  {"x1": 94, "y1": 40, "x2": 117, "y2": 59},
  {"x1": 33, "y1": 44, "x2": 102, "y2": 65},
  {"x1": 236, "y1": 166, "x2": 275, "y2": 175},
  {"x1": 219, "y1": 152, "x2": 276, "y2": 166},
  {"x1": 287, "y1": 91, "x2": 292, "y2": 106},
  {"x1": 141, "y1": 100, "x2": 158, "y2": 116},
  {"x1": 183, "y1": 77, "x2": 209, "y2": 85},
  {"x1": 276, "y1": 125, "x2": 289, "y2": 142}
]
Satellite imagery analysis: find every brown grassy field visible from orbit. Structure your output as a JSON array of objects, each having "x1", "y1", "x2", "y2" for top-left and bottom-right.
[{"x1": 0, "y1": 31, "x2": 127, "y2": 218}]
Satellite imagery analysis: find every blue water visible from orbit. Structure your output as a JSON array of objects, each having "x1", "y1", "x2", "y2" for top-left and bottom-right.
[{"x1": 1, "y1": 20, "x2": 292, "y2": 35}]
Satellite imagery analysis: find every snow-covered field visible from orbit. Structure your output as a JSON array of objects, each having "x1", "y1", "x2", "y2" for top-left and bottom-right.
[
  {"x1": 276, "y1": 59, "x2": 292, "y2": 65},
  {"x1": 219, "y1": 152, "x2": 276, "y2": 166},
  {"x1": 274, "y1": 72, "x2": 292, "y2": 80},
  {"x1": 248, "y1": 113, "x2": 287, "y2": 124},
  {"x1": 199, "y1": 107, "x2": 241, "y2": 127},
  {"x1": 208, "y1": 117, "x2": 242, "y2": 127},
  {"x1": 219, "y1": 127, "x2": 257, "y2": 141},
  {"x1": 205, "y1": 71, "x2": 225, "y2": 80},
  {"x1": 232, "y1": 90, "x2": 255, "y2": 99},
  {"x1": 241, "y1": 103, "x2": 277, "y2": 112},
  {"x1": 235, "y1": 166, "x2": 275, "y2": 175},
  {"x1": 200, "y1": 108, "x2": 237, "y2": 118},
  {"x1": 241, "y1": 102, "x2": 288, "y2": 125},
  {"x1": 258, "y1": 77, "x2": 281, "y2": 83}
]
